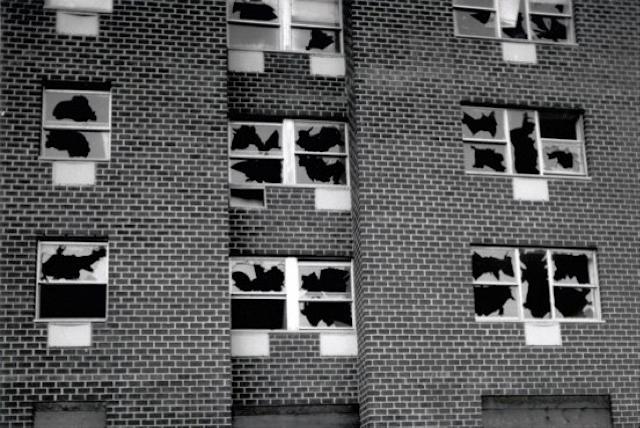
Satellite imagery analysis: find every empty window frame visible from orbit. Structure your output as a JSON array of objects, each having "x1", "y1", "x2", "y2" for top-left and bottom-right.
[
  {"x1": 36, "y1": 241, "x2": 109, "y2": 321},
  {"x1": 462, "y1": 105, "x2": 586, "y2": 176},
  {"x1": 228, "y1": 0, "x2": 343, "y2": 53},
  {"x1": 230, "y1": 258, "x2": 354, "y2": 330},
  {"x1": 453, "y1": 0, "x2": 574, "y2": 44},
  {"x1": 41, "y1": 89, "x2": 111, "y2": 161},
  {"x1": 472, "y1": 246, "x2": 599, "y2": 321}
]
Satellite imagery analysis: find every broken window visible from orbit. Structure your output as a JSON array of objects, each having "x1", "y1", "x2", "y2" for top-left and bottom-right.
[
  {"x1": 471, "y1": 246, "x2": 599, "y2": 321},
  {"x1": 230, "y1": 258, "x2": 354, "y2": 331},
  {"x1": 36, "y1": 241, "x2": 109, "y2": 321},
  {"x1": 453, "y1": 0, "x2": 574, "y2": 43},
  {"x1": 41, "y1": 88, "x2": 111, "y2": 161},
  {"x1": 228, "y1": 0, "x2": 343, "y2": 53},
  {"x1": 229, "y1": 120, "x2": 349, "y2": 208},
  {"x1": 462, "y1": 105, "x2": 586, "y2": 177}
]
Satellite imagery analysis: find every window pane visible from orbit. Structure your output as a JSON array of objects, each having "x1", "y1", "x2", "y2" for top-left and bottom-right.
[
  {"x1": 501, "y1": 0, "x2": 527, "y2": 39},
  {"x1": 43, "y1": 90, "x2": 110, "y2": 127},
  {"x1": 453, "y1": 0, "x2": 495, "y2": 8},
  {"x1": 295, "y1": 155, "x2": 346, "y2": 185},
  {"x1": 529, "y1": 0, "x2": 570, "y2": 15},
  {"x1": 39, "y1": 243, "x2": 108, "y2": 283},
  {"x1": 538, "y1": 110, "x2": 579, "y2": 139},
  {"x1": 229, "y1": 24, "x2": 280, "y2": 50},
  {"x1": 229, "y1": 0, "x2": 279, "y2": 21},
  {"x1": 454, "y1": 9, "x2": 497, "y2": 38},
  {"x1": 542, "y1": 143, "x2": 584, "y2": 174},
  {"x1": 530, "y1": 15, "x2": 570, "y2": 42},
  {"x1": 299, "y1": 301, "x2": 352, "y2": 328},
  {"x1": 231, "y1": 260, "x2": 285, "y2": 293},
  {"x1": 551, "y1": 252, "x2": 592, "y2": 285},
  {"x1": 294, "y1": 123, "x2": 345, "y2": 153},
  {"x1": 42, "y1": 130, "x2": 109, "y2": 160},
  {"x1": 230, "y1": 158, "x2": 282, "y2": 184},
  {"x1": 474, "y1": 285, "x2": 518, "y2": 317},
  {"x1": 232, "y1": 299, "x2": 286, "y2": 329},
  {"x1": 299, "y1": 265, "x2": 350, "y2": 297},
  {"x1": 472, "y1": 248, "x2": 516, "y2": 283},
  {"x1": 39, "y1": 283, "x2": 107, "y2": 319},
  {"x1": 462, "y1": 107, "x2": 504, "y2": 140},
  {"x1": 291, "y1": 28, "x2": 340, "y2": 52},
  {"x1": 464, "y1": 143, "x2": 507, "y2": 173},
  {"x1": 520, "y1": 250, "x2": 550, "y2": 319},
  {"x1": 230, "y1": 124, "x2": 281, "y2": 154},
  {"x1": 554, "y1": 287, "x2": 596, "y2": 319},
  {"x1": 230, "y1": 188, "x2": 266, "y2": 208},
  {"x1": 292, "y1": 0, "x2": 339, "y2": 26},
  {"x1": 509, "y1": 110, "x2": 539, "y2": 174}
]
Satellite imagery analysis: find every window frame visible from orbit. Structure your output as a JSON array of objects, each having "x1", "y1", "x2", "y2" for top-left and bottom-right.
[
  {"x1": 453, "y1": 0, "x2": 575, "y2": 45},
  {"x1": 35, "y1": 240, "x2": 109, "y2": 322},
  {"x1": 230, "y1": 257, "x2": 355, "y2": 332},
  {"x1": 40, "y1": 88, "x2": 112, "y2": 162},
  {"x1": 471, "y1": 246, "x2": 601, "y2": 323},
  {"x1": 227, "y1": 0, "x2": 344, "y2": 54},
  {"x1": 462, "y1": 105, "x2": 587, "y2": 178}
]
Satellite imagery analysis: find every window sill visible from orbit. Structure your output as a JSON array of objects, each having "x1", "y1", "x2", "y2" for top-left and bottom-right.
[
  {"x1": 475, "y1": 317, "x2": 604, "y2": 324},
  {"x1": 228, "y1": 47, "x2": 344, "y2": 58},
  {"x1": 465, "y1": 171, "x2": 591, "y2": 181},
  {"x1": 454, "y1": 34, "x2": 578, "y2": 47},
  {"x1": 232, "y1": 328, "x2": 356, "y2": 333}
]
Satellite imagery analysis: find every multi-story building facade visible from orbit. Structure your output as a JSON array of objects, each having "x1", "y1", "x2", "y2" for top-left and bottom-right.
[{"x1": 1, "y1": 0, "x2": 639, "y2": 426}]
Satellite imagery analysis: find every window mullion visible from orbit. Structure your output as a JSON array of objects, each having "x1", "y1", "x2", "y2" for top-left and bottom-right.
[
  {"x1": 533, "y1": 110, "x2": 545, "y2": 176},
  {"x1": 494, "y1": 0, "x2": 502, "y2": 38},
  {"x1": 546, "y1": 249, "x2": 557, "y2": 320},
  {"x1": 282, "y1": 119, "x2": 295, "y2": 184},
  {"x1": 514, "y1": 248, "x2": 525, "y2": 320},
  {"x1": 502, "y1": 109, "x2": 514, "y2": 174},
  {"x1": 285, "y1": 257, "x2": 299, "y2": 331},
  {"x1": 524, "y1": 0, "x2": 532, "y2": 40},
  {"x1": 281, "y1": 0, "x2": 292, "y2": 50}
]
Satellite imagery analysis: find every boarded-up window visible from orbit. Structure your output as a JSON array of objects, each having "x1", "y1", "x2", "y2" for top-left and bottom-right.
[
  {"x1": 481, "y1": 395, "x2": 612, "y2": 428},
  {"x1": 34, "y1": 402, "x2": 106, "y2": 428},
  {"x1": 233, "y1": 404, "x2": 359, "y2": 428}
]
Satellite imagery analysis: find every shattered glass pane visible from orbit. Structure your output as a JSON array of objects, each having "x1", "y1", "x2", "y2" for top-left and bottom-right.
[
  {"x1": 291, "y1": 27, "x2": 340, "y2": 52},
  {"x1": 229, "y1": 0, "x2": 279, "y2": 21},
  {"x1": 230, "y1": 124, "x2": 282, "y2": 154},
  {"x1": 43, "y1": 90, "x2": 110, "y2": 127},
  {"x1": 464, "y1": 142, "x2": 508, "y2": 173},
  {"x1": 474, "y1": 285, "x2": 518, "y2": 317},
  {"x1": 454, "y1": 9, "x2": 497, "y2": 38},
  {"x1": 232, "y1": 299, "x2": 286, "y2": 329},
  {"x1": 453, "y1": 0, "x2": 494, "y2": 8},
  {"x1": 231, "y1": 260, "x2": 285, "y2": 293},
  {"x1": 299, "y1": 301, "x2": 352, "y2": 328},
  {"x1": 501, "y1": 0, "x2": 528, "y2": 39},
  {"x1": 299, "y1": 265, "x2": 351, "y2": 298},
  {"x1": 539, "y1": 110, "x2": 579, "y2": 140},
  {"x1": 229, "y1": 24, "x2": 280, "y2": 50},
  {"x1": 543, "y1": 143, "x2": 584, "y2": 174},
  {"x1": 39, "y1": 243, "x2": 108, "y2": 283},
  {"x1": 471, "y1": 248, "x2": 516, "y2": 283},
  {"x1": 530, "y1": 15, "x2": 570, "y2": 42},
  {"x1": 292, "y1": 0, "x2": 340, "y2": 26},
  {"x1": 462, "y1": 107, "x2": 505, "y2": 140},
  {"x1": 520, "y1": 250, "x2": 551, "y2": 319},
  {"x1": 42, "y1": 130, "x2": 109, "y2": 160},
  {"x1": 294, "y1": 123, "x2": 346, "y2": 153},
  {"x1": 554, "y1": 287, "x2": 596, "y2": 319},
  {"x1": 295, "y1": 155, "x2": 346, "y2": 185},
  {"x1": 39, "y1": 283, "x2": 107, "y2": 319},
  {"x1": 509, "y1": 110, "x2": 539, "y2": 174},
  {"x1": 551, "y1": 252, "x2": 592, "y2": 285},
  {"x1": 230, "y1": 158, "x2": 282, "y2": 184},
  {"x1": 230, "y1": 188, "x2": 265, "y2": 208},
  {"x1": 529, "y1": 0, "x2": 570, "y2": 15}
]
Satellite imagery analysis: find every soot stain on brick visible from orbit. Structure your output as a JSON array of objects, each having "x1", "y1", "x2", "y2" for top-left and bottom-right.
[
  {"x1": 554, "y1": 287, "x2": 591, "y2": 317},
  {"x1": 298, "y1": 155, "x2": 345, "y2": 184},
  {"x1": 300, "y1": 301, "x2": 352, "y2": 327},
  {"x1": 52, "y1": 95, "x2": 97, "y2": 122},
  {"x1": 296, "y1": 127, "x2": 343, "y2": 152},
  {"x1": 502, "y1": 13, "x2": 527, "y2": 39},
  {"x1": 46, "y1": 130, "x2": 91, "y2": 157},
  {"x1": 232, "y1": 125, "x2": 280, "y2": 151},
  {"x1": 521, "y1": 251, "x2": 550, "y2": 318},
  {"x1": 232, "y1": 264, "x2": 285, "y2": 292},
  {"x1": 306, "y1": 29, "x2": 334, "y2": 51},
  {"x1": 41, "y1": 245, "x2": 107, "y2": 281},
  {"x1": 531, "y1": 16, "x2": 567, "y2": 41},
  {"x1": 553, "y1": 253, "x2": 590, "y2": 283},
  {"x1": 463, "y1": 111, "x2": 497, "y2": 137},
  {"x1": 232, "y1": 1, "x2": 278, "y2": 20},
  {"x1": 230, "y1": 188, "x2": 265, "y2": 206},
  {"x1": 474, "y1": 285, "x2": 514, "y2": 316},
  {"x1": 231, "y1": 159, "x2": 282, "y2": 183},
  {"x1": 510, "y1": 112, "x2": 539, "y2": 174},
  {"x1": 547, "y1": 150, "x2": 574, "y2": 169},
  {"x1": 472, "y1": 252, "x2": 514, "y2": 281},
  {"x1": 301, "y1": 267, "x2": 349, "y2": 293},
  {"x1": 471, "y1": 146, "x2": 506, "y2": 171}
]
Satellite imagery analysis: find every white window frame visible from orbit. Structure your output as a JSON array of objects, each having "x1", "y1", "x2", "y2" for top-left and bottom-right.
[
  {"x1": 35, "y1": 241, "x2": 109, "y2": 322},
  {"x1": 453, "y1": 0, "x2": 575, "y2": 44},
  {"x1": 471, "y1": 246, "x2": 600, "y2": 323},
  {"x1": 227, "y1": 0, "x2": 344, "y2": 54},
  {"x1": 462, "y1": 106, "x2": 587, "y2": 178},
  {"x1": 230, "y1": 257, "x2": 355, "y2": 331},
  {"x1": 41, "y1": 88, "x2": 112, "y2": 161}
]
